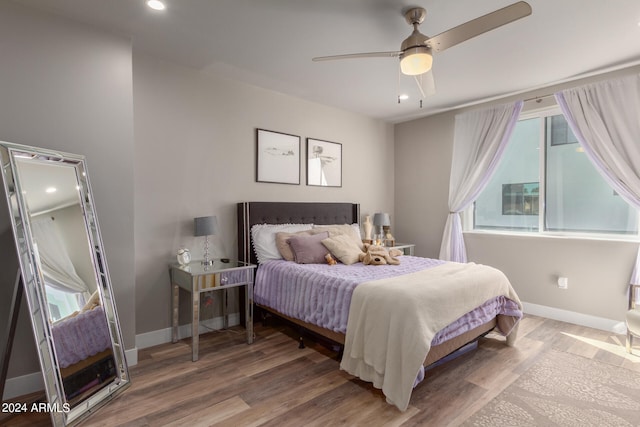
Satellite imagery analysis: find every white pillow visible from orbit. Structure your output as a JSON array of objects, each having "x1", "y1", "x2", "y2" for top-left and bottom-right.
[
  {"x1": 322, "y1": 234, "x2": 363, "y2": 265},
  {"x1": 251, "y1": 223, "x2": 313, "y2": 264},
  {"x1": 312, "y1": 223, "x2": 363, "y2": 250},
  {"x1": 350, "y1": 223, "x2": 362, "y2": 240}
]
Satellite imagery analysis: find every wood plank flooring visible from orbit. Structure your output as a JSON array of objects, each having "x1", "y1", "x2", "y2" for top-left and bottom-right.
[{"x1": 3, "y1": 314, "x2": 639, "y2": 426}]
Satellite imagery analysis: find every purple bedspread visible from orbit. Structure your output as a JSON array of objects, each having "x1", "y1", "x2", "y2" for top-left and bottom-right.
[
  {"x1": 255, "y1": 256, "x2": 521, "y2": 345},
  {"x1": 52, "y1": 306, "x2": 112, "y2": 368}
]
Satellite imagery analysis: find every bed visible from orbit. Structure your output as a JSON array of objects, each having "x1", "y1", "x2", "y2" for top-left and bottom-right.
[
  {"x1": 51, "y1": 305, "x2": 115, "y2": 402},
  {"x1": 237, "y1": 201, "x2": 522, "y2": 411}
]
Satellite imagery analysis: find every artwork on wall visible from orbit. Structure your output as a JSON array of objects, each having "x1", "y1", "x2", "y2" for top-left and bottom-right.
[
  {"x1": 256, "y1": 129, "x2": 300, "y2": 185},
  {"x1": 306, "y1": 138, "x2": 342, "y2": 187}
]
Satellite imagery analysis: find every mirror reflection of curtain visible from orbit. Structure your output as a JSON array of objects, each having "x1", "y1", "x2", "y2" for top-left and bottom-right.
[{"x1": 31, "y1": 216, "x2": 90, "y2": 304}]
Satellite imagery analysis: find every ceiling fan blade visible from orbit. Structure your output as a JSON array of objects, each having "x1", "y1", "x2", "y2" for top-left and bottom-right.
[
  {"x1": 427, "y1": 1, "x2": 532, "y2": 53},
  {"x1": 414, "y1": 71, "x2": 435, "y2": 99},
  {"x1": 312, "y1": 51, "x2": 402, "y2": 62}
]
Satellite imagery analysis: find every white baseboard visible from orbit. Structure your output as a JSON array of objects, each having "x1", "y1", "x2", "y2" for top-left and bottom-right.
[
  {"x1": 125, "y1": 346, "x2": 138, "y2": 367},
  {"x1": 522, "y1": 301, "x2": 626, "y2": 334},
  {"x1": 135, "y1": 313, "x2": 240, "y2": 350}
]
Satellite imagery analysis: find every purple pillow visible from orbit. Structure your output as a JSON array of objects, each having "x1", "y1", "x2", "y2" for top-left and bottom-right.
[{"x1": 287, "y1": 232, "x2": 330, "y2": 264}]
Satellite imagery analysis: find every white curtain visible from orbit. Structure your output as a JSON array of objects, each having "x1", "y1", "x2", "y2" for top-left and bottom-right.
[
  {"x1": 31, "y1": 216, "x2": 90, "y2": 300},
  {"x1": 439, "y1": 101, "x2": 523, "y2": 262},
  {"x1": 555, "y1": 73, "x2": 640, "y2": 295}
]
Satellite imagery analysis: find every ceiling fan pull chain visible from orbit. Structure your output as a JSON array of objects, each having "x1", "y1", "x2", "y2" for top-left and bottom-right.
[
  {"x1": 413, "y1": 74, "x2": 427, "y2": 99},
  {"x1": 397, "y1": 63, "x2": 401, "y2": 104}
]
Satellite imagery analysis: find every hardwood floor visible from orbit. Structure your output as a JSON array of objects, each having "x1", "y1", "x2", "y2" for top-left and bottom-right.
[{"x1": 3, "y1": 314, "x2": 639, "y2": 426}]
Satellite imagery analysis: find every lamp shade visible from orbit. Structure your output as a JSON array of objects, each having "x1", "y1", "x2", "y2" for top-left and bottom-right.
[
  {"x1": 400, "y1": 46, "x2": 433, "y2": 76},
  {"x1": 373, "y1": 213, "x2": 391, "y2": 227},
  {"x1": 194, "y1": 216, "x2": 218, "y2": 236}
]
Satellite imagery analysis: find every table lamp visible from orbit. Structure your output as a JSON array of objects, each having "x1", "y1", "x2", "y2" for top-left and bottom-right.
[
  {"x1": 373, "y1": 213, "x2": 390, "y2": 245},
  {"x1": 194, "y1": 215, "x2": 218, "y2": 265}
]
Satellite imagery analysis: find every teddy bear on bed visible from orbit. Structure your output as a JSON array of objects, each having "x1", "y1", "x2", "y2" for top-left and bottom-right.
[{"x1": 359, "y1": 243, "x2": 402, "y2": 266}]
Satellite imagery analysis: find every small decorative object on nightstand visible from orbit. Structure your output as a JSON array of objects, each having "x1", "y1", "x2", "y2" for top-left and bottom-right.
[
  {"x1": 194, "y1": 215, "x2": 218, "y2": 265},
  {"x1": 176, "y1": 247, "x2": 191, "y2": 266}
]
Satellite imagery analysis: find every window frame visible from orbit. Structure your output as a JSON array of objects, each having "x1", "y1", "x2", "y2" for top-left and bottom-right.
[{"x1": 463, "y1": 105, "x2": 640, "y2": 242}]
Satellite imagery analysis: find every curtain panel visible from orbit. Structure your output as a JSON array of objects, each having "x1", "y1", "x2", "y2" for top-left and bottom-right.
[
  {"x1": 555, "y1": 73, "x2": 640, "y2": 293},
  {"x1": 439, "y1": 101, "x2": 523, "y2": 262},
  {"x1": 31, "y1": 216, "x2": 90, "y2": 299}
]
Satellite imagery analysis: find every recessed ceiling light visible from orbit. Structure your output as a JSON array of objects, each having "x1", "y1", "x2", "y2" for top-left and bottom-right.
[
  {"x1": 146, "y1": 0, "x2": 166, "y2": 11},
  {"x1": 45, "y1": 187, "x2": 57, "y2": 194},
  {"x1": 398, "y1": 94, "x2": 409, "y2": 101}
]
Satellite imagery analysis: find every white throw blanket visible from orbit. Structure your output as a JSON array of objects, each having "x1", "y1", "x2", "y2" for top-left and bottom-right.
[{"x1": 340, "y1": 262, "x2": 522, "y2": 411}]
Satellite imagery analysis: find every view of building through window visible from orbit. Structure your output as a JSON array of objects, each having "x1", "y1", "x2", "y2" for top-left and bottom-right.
[{"x1": 473, "y1": 108, "x2": 638, "y2": 235}]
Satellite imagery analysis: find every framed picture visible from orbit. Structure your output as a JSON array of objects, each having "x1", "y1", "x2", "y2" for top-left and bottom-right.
[
  {"x1": 256, "y1": 129, "x2": 300, "y2": 185},
  {"x1": 306, "y1": 138, "x2": 342, "y2": 187}
]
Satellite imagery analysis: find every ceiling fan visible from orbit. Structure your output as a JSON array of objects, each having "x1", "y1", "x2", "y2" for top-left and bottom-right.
[{"x1": 313, "y1": 1, "x2": 532, "y2": 100}]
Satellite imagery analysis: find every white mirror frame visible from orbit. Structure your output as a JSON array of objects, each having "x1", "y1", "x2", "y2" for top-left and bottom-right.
[{"x1": 0, "y1": 141, "x2": 129, "y2": 426}]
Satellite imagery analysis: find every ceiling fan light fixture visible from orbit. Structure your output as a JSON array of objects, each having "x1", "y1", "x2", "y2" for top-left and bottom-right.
[
  {"x1": 146, "y1": 0, "x2": 166, "y2": 11},
  {"x1": 400, "y1": 46, "x2": 432, "y2": 76}
]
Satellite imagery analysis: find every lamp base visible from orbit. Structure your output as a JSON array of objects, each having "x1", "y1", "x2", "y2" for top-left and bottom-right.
[{"x1": 201, "y1": 259, "x2": 213, "y2": 266}]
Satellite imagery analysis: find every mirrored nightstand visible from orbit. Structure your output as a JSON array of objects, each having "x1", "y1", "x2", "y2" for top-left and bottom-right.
[
  {"x1": 387, "y1": 243, "x2": 415, "y2": 256},
  {"x1": 169, "y1": 259, "x2": 256, "y2": 361}
]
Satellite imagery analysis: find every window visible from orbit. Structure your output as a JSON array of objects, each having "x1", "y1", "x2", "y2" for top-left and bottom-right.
[
  {"x1": 472, "y1": 107, "x2": 638, "y2": 236},
  {"x1": 45, "y1": 285, "x2": 81, "y2": 321}
]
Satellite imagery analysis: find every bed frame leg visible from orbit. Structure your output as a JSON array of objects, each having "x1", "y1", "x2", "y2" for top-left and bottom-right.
[
  {"x1": 257, "y1": 307, "x2": 269, "y2": 327},
  {"x1": 298, "y1": 337, "x2": 305, "y2": 349}
]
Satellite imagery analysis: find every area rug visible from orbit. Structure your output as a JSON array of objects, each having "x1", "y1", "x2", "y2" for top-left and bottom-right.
[{"x1": 463, "y1": 350, "x2": 640, "y2": 426}]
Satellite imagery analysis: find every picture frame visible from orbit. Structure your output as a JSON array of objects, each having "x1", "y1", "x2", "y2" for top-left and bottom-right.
[
  {"x1": 306, "y1": 138, "x2": 342, "y2": 187},
  {"x1": 256, "y1": 129, "x2": 300, "y2": 185}
]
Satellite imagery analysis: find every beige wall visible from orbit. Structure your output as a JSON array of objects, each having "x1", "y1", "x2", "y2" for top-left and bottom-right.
[
  {"x1": 394, "y1": 112, "x2": 455, "y2": 258},
  {"x1": 395, "y1": 65, "x2": 640, "y2": 325},
  {"x1": 0, "y1": 1, "x2": 135, "y2": 379},
  {"x1": 1, "y1": 0, "x2": 394, "y2": 387},
  {"x1": 465, "y1": 233, "x2": 636, "y2": 321},
  {"x1": 132, "y1": 52, "x2": 394, "y2": 334}
]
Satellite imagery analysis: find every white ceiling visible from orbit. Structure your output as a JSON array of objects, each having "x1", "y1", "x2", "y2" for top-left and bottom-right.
[
  {"x1": 16, "y1": 160, "x2": 81, "y2": 215},
  {"x1": 12, "y1": 0, "x2": 640, "y2": 122}
]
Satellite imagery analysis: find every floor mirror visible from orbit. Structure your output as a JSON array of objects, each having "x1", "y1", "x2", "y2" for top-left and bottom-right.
[{"x1": 0, "y1": 141, "x2": 129, "y2": 426}]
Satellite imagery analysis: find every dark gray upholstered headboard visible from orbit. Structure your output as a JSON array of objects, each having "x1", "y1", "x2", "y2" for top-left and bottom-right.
[{"x1": 237, "y1": 202, "x2": 360, "y2": 266}]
